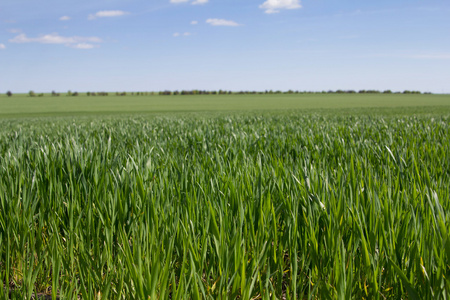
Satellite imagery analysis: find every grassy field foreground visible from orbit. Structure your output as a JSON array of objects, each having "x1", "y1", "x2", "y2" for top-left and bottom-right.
[
  {"x1": 0, "y1": 110, "x2": 449, "y2": 299},
  {"x1": 0, "y1": 93, "x2": 450, "y2": 117}
]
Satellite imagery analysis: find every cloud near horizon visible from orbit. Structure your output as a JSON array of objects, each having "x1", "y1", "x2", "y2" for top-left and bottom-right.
[
  {"x1": 259, "y1": 0, "x2": 302, "y2": 14},
  {"x1": 88, "y1": 10, "x2": 129, "y2": 20},
  {"x1": 9, "y1": 33, "x2": 102, "y2": 49},
  {"x1": 206, "y1": 18, "x2": 240, "y2": 26}
]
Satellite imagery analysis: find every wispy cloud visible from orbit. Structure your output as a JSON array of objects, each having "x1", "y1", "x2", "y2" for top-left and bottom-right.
[
  {"x1": 173, "y1": 32, "x2": 192, "y2": 37},
  {"x1": 191, "y1": 20, "x2": 198, "y2": 25},
  {"x1": 206, "y1": 18, "x2": 240, "y2": 26},
  {"x1": 0, "y1": 44, "x2": 6, "y2": 50},
  {"x1": 88, "y1": 10, "x2": 129, "y2": 20},
  {"x1": 170, "y1": 0, "x2": 209, "y2": 5},
  {"x1": 70, "y1": 43, "x2": 97, "y2": 49},
  {"x1": 192, "y1": 0, "x2": 208, "y2": 5},
  {"x1": 59, "y1": 16, "x2": 71, "y2": 21},
  {"x1": 259, "y1": 0, "x2": 302, "y2": 14},
  {"x1": 9, "y1": 33, "x2": 102, "y2": 49}
]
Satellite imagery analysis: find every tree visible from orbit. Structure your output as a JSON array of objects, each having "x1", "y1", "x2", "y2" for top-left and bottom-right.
[
  {"x1": 6, "y1": 91, "x2": 12, "y2": 97},
  {"x1": 29, "y1": 90, "x2": 36, "y2": 97}
]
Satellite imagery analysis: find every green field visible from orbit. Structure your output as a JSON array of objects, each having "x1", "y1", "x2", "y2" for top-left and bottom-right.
[
  {"x1": 1, "y1": 95, "x2": 449, "y2": 298},
  {"x1": 1, "y1": 93, "x2": 450, "y2": 117}
]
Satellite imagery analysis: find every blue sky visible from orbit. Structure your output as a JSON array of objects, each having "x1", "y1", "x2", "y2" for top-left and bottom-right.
[{"x1": 1, "y1": 0, "x2": 449, "y2": 93}]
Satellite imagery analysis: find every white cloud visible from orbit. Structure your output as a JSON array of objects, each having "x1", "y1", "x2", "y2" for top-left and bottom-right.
[
  {"x1": 0, "y1": 44, "x2": 5, "y2": 49},
  {"x1": 9, "y1": 33, "x2": 102, "y2": 49},
  {"x1": 192, "y1": 0, "x2": 208, "y2": 5},
  {"x1": 259, "y1": 0, "x2": 302, "y2": 14},
  {"x1": 170, "y1": 0, "x2": 189, "y2": 3},
  {"x1": 191, "y1": 20, "x2": 198, "y2": 25},
  {"x1": 88, "y1": 10, "x2": 129, "y2": 20},
  {"x1": 173, "y1": 32, "x2": 191, "y2": 37},
  {"x1": 59, "y1": 16, "x2": 71, "y2": 21},
  {"x1": 206, "y1": 18, "x2": 240, "y2": 26},
  {"x1": 70, "y1": 43, "x2": 96, "y2": 49}
]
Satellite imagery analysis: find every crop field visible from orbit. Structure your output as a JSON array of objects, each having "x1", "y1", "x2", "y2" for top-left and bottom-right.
[
  {"x1": 0, "y1": 96, "x2": 450, "y2": 298},
  {"x1": 1, "y1": 93, "x2": 450, "y2": 118}
]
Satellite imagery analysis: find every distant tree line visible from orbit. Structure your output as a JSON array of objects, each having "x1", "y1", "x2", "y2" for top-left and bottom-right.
[
  {"x1": 28, "y1": 91, "x2": 45, "y2": 97},
  {"x1": 4, "y1": 89, "x2": 432, "y2": 97},
  {"x1": 155, "y1": 89, "x2": 426, "y2": 95},
  {"x1": 88, "y1": 92, "x2": 109, "y2": 96}
]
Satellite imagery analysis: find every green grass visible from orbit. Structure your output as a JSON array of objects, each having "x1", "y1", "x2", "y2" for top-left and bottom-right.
[
  {"x1": 1, "y1": 109, "x2": 449, "y2": 299},
  {"x1": 0, "y1": 93, "x2": 449, "y2": 118}
]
